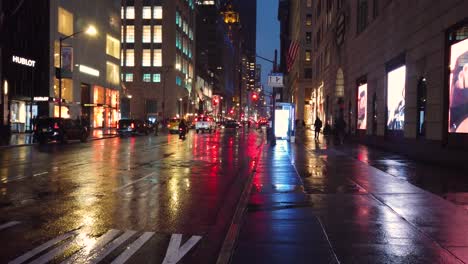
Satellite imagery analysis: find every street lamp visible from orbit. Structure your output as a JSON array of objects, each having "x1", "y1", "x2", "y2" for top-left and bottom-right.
[
  {"x1": 178, "y1": 97, "x2": 183, "y2": 117},
  {"x1": 58, "y1": 25, "x2": 97, "y2": 118}
]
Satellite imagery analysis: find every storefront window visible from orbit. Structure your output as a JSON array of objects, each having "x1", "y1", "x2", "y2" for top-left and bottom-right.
[
  {"x1": 94, "y1": 86, "x2": 105, "y2": 104},
  {"x1": 58, "y1": 7, "x2": 73, "y2": 36},
  {"x1": 386, "y1": 65, "x2": 406, "y2": 130},
  {"x1": 357, "y1": 82, "x2": 367, "y2": 130},
  {"x1": 54, "y1": 78, "x2": 73, "y2": 102}
]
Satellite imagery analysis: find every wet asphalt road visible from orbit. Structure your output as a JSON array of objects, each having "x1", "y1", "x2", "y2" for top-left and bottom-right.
[{"x1": 0, "y1": 129, "x2": 263, "y2": 264}]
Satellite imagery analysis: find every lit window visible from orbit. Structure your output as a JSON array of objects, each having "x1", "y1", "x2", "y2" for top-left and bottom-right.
[
  {"x1": 126, "y1": 25, "x2": 134, "y2": 43},
  {"x1": 126, "y1": 49, "x2": 134, "y2": 66},
  {"x1": 305, "y1": 50, "x2": 312, "y2": 61},
  {"x1": 306, "y1": 14, "x2": 312, "y2": 26},
  {"x1": 106, "y1": 35, "x2": 120, "y2": 59},
  {"x1": 153, "y1": 73, "x2": 161, "y2": 83},
  {"x1": 121, "y1": 26, "x2": 124, "y2": 42},
  {"x1": 58, "y1": 7, "x2": 73, "y2": 36},
  {"x1": 142, "y1": 25, "x2": 151, "y2": 43},
  {"x1": 142, "y1": 6, "x2": 152, "y2": 19},
  {"x1": 125, "y1": 73, "x2": 133, "y2": 82},
  {"x1": 142, "y1": 49, "x2": 151, "y2": 66},
  {"x1": 154, "y1": 6, "x2": 163, "y2": 19},
  {"x1": 176, "y1": 76, "x2": 182, "y2": 86},
  {"x1": 121, "y1": 7, "x2": 125, "y2": 19},
  {"x1": 126, "y1": 6, "x2": 135, "y2": 19},
  {"x1": 306, "y1": 32, "x2": 312, "y2": 44},
  {"x1": 143, "y1": 74, "x2": 152, "y2": 82},
  {"x1": 153, "y1": 49, "x2": 162, "y2": 67},
  {"x1": 106, "y1": 61, "x2": 120, "y2": 85},
  {"x1": 153, "y1": 25, "x2": 162, "y2": 43},
  {"x1": 121, "y1": 50, "x2": 124, "y2": 66}
]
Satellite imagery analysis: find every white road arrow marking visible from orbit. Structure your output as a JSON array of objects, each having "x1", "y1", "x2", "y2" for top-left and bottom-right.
[
  {"x1": 87, "y1": 230, "x2": 136, "y2": 264},
  {"x1": 162, "y1": 234, "x2": 202, "y2": 264},
  {"x1": 111, "y1": 232, "x2": 155, "y2": 264}
]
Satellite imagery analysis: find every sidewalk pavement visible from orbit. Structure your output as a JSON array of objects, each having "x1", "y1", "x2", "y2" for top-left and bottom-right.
[{"x1": 231, "y1": 136, "x2": 468, "y2": 263}]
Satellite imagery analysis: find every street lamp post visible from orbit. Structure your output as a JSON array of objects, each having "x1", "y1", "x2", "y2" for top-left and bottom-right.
[{"x1": 58, "y1": 25, "x2": 97, "y2": 118}]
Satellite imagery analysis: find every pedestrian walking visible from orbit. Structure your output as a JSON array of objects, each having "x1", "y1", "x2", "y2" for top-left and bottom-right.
[
  {"x1": 314, "y1": 117, "x2": 323, "y2": 140},
  {"x1": 334, "y1": 116, "x2": 346, "y2": 145}
]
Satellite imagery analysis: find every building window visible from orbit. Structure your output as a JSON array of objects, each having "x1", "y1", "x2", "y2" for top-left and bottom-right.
[
  {"x1": 153, "y1": 49, "x2": 162, "y2": 66},
  {"x1": 357, "y1": 82, "x2": 368, "y2": 130},
  {"x1": 126, "y1": 25, "x2": 135, "y2": 43},
  {"x1": 126, "y1": 6, "x2": 135, "y2": 19},
  {"x1": 357, "y1": 0, "x2": 368, "y2": 33},
  {"x1": 176, "y1": 76, "x2": 182, "y2": 86},
  {"x1": 305, "y1": 50, "x2": 311, "y2": 62},
  {"x1": 306, "y1": 32, "x2": 312, "y2": 44},
  {"x1": 142, "y1": 6, "x2": 152, "y2": 19},
  {"x1": 154, "y1": 6, "x2": 163, "y2": 19},
  {"x1": 304, "y1": 68, "x2": 312, "y2": 79},
  {"x1": 142, "y1": 49, "x2": 151, "y2": 66},
  {"x1": 386, "y1": 65, "x2": 406, "y2": 131},
  {"x1": 58, "y1": 7, "x2": 73, "y2": 36},
  {"x1": 153, "y1": 25, "x2": 162, "y2": 43},
  {"x1": 307, "y1": 0, "x2": 312, "y2": 8},
  {"x1": 143, "y1": 74, "x2": 151, "y2": 82},
  {"x1": 126, "y1": 49, "x2": 134, "y2": 66},
  {"x1": 121, "y1": 50, "x2": 124, "y2": 66},
  {"x1": 106, "y1": 35, "x2": 120, "y2": 59},
  {"x1": 125, "y1": 73, "x2": 133, "y2": 82},
  {"x1": 106, "y1": 62, "x2": 120, "y2": 85},
  {"x1": 121, "y1": 7, "x2": 124, "y2": 19},
  {"x1": 306, "y1": 14, "x2": 312, "y2": 26},
  {"x1": 153, "y1": 73, "x2": 161, "y2": 83},
  {"x1": 142, "y1": 25, "x2": 151, "y2": 43}
]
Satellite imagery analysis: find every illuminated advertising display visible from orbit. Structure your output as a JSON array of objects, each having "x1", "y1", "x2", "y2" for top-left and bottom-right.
[
  {"x1": 449, "y1": 38, "x2": 468, "y2": 133},
  {"x1": 387, "y1": 65, "x2": 406, "y2": 130},
  {"x1": 357, "y1": 83, "x2": 367, "y2": 130}
]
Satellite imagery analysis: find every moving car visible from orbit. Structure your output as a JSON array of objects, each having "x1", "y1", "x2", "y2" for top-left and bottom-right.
[
  {"x1": 195, "y1": 116, "x2": 216, "y2": 133},
  {"x1": 34, "y1": 117, "x2": 88, "y2": 144},
  {"x1": 117, "y1": 119, "x2": 149, "y2": 136},
  {"x1": 224, "y1": 120, "x2": 241, "y2": 129},
  {"x1": 168, "y1": 118, "x2": 181, "y2": 134}
]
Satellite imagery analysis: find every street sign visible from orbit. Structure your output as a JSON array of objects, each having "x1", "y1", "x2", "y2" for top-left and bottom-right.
[{"x1": 268, "y1": 73, "x2": 284, "y2": 88}]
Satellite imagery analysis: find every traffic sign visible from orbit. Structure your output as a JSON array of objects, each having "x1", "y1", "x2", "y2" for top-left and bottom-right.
[{"x1": 268, "y1": 73, "x2": 284, "y2": 88}]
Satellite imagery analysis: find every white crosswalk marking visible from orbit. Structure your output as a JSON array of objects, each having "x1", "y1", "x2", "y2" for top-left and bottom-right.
[
  {"x1": 61, "y1": 229, "x2": 121, "y2": 264},
  {"x1": 8, "y1": 231, "x2": 78, "y2": 264},
  {"x1": 111, "y1": 232, "x2": 155, "y2": 264},
  {"x1": 0, "y1": 221, "x2": 20, "y2": 231},
  {"x1": 29, "y1": 239, "x2": 75, "y2": 264},
  {"x1": 87, "y1": 230, "x2": 137, "y2": 264},
  {"x1": 162, "y1": 234, "x2": 202, "y2": 264}
]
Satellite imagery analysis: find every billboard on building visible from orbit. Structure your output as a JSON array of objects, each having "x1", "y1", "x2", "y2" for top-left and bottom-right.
[
  {"x1": 357, "y1": 83, "x2": 367, "y2": 130},
  {"x1": 387, "y1": 66, "x2": 406, "y2": 130},
  {"x1": 449, "y1": 38, "x2": 468, "y2": 133}
]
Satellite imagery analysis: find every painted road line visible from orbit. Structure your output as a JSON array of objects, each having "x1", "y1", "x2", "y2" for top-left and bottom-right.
[
  {"x1": 111, "y1": 232, "x2": 155, "y2": 264},
  {"x1": 0, "y1": 221, "x2": 20, "y2": 231},
  {"x1": 61, "y1": 229, "x2": 121, "y2": 264},
  {"x1": 113, "y1": 173, "x2": 156, "y2": 192},
  {"x1": 87, "y1": 230, "x2": 137, "y2": 264},
  {"x1": 33, "y1": 171, "x2": 48, "y2": 177},
  {"x1": 29, "y1": 239, "x2": 75, "y2": 264},
  {"x1": 8, "y1": 231, "x2": 78, "y2": 264},
  {"x1": 162, "y1": 234, "x2": 202, "y2": 264}
]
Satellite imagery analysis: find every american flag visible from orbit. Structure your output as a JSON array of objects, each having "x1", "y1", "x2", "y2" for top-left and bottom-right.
[{"x1": 286, "y1": 40, "x2": 300, "y2": 72}]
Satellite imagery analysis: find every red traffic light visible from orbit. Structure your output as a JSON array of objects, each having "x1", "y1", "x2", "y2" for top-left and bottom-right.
[
  {"x1": 213, "y1": 98, "x2": 219, "y2": 105},
  {"x1": 252, "y1": 93, "x2": 258, "y2": 101}
]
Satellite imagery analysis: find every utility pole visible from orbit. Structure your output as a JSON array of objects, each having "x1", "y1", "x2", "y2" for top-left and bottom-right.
[{"x1": 271, "y1": 49, "x2": 277, "y2": 146}]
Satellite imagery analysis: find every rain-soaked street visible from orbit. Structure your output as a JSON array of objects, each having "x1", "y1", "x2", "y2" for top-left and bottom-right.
[{"x1": 0, "y1": 129, "x2": 262, "y2": 263}]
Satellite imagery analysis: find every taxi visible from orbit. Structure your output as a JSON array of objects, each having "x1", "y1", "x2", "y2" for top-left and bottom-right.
[{"x1": 167, "y1": 118, "x2": 181, "y2": 134}]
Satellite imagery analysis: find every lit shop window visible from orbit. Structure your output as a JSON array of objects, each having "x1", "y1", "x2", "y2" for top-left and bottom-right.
[
  {"x1": 126, "y1": 6, "x2": 135, "y2": 19},
  {"x1": 125, "y1": 73, "x2": 134, "y2": 82},
  {"x1": 153, "y1": 25, "x2": 162, "y2": 43},
  {"x1": 106, "y1": 61, "x2": 120, "y2": 85},
  {"x1": 153, "y1": 49, "x2": 162, "y2": 67},
  {"x1": 106, "y1": 35, "x2": 120, "y2": 59},
  {"x1": 153, "y1": 73, "x2": 161, "y2": 83},
  {"x1": 58, "y1": 7, "x2": 73, "y2": 36},
  {"x1": 154, "y1": 6, "x2": 163, "y2": 19},
  {"x1": 143, "y1": 25, "x2": 151, "y2": 43},
  {"x1": 305, "y1": 50, "x2": 311, "y2": 62},
  {"x1": 142, "y1": 6, "x2": 152, "y2": 19},
  {"x1": 126, "y1": 25, "x2": 135, "y2": 43},
  {"x1": 143, "y1": 74, "x2": 152, "y2": 82},
  {"x1": 142, "y1": 49, "x2": 152, "y2": 66},
  {"x1": 54, "y1": 78, "x2": 73, "y2": 102},
  {"x1": 386, "y1": 65, "x2": 406, "y2": 130},
  {"x1": 126, "y1": 49, "x2": 135, "y2": 66}
]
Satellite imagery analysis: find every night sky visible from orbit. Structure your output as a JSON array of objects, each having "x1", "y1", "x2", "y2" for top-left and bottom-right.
[{"x1": 256, "y1": 0, "x2": 280, "y2": 91}]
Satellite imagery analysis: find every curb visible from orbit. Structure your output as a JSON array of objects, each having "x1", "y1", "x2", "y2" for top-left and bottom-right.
[
  {"x1": 216, "y1": 139, "x2": 265, "y2": 264},
  {"x1": 0, "y1": 135, "x2": 118, "y2": 149}
]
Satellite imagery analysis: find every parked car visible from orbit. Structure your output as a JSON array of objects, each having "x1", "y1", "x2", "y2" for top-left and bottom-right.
[
  {"x1": 117, "y1": 119, "x2": 149, "y2": 136},
  {"x1": 167, "y1": 118, "x2": 181, "y2": 134},
  {"x1": 34, "y1": 117, "x2": 88, "y2": 144},
  {"x1": 195, "y1": 116, "x2": 216, "y2": 133}
]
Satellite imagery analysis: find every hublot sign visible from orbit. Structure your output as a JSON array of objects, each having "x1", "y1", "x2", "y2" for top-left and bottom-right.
[{"x1": 12, "y1": 55, "x2": 36, "y2": 67}]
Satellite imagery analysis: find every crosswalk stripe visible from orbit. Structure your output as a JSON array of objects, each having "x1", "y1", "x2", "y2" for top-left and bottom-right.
[
  {"x1": 8, "y1": 231, "x2": 77, "y2": 264},
  {"x1": 111, "y1": 232, "x2": 155, "y2": 264},
  {"x1": 0, "y1": 221, "x2": 20, "y2": 231},
  {"x1": 28, "y1": 239, "x2": 75, "y2": 264},
  {"x1": 113, "y1": 172, "x2": 156, "y2": 192},
  {"x1": 87, "y1": 230, "x2": 137, "y2": 264},
  {"x1": 61, "y1": 229, "x2": 121, "y2": 264}
]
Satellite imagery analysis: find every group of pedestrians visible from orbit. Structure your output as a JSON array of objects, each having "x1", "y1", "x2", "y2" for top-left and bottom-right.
[{"x1": 313, "y1": 116, "x2": 346, "y2": 144}]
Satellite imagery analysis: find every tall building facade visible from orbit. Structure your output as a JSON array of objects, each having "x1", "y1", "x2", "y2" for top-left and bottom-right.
[
  {"x1": 121, "y1": 0, "x2": 196, "y2": 121},
  {"x1": 307, "y1": 0, "x2": 468, "y2": 159},
  {"x1": 1, "y1": 0, "x2": 121, "y2": 137}
]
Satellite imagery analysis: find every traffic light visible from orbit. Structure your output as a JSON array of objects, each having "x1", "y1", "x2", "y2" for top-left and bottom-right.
[
  {"x1": 252, "y1": 93, "x2": 258, "y2": 101},
  {"x1": 213, "y1": 98, "x2": 219, "y2": 105}
]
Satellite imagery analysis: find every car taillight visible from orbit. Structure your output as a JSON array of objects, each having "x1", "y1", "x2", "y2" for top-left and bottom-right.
[
  {"x1": 131, "y1": 123, "x2": 135, "y2": 129},
  {"x1": 195, "y1": 118, "x2": 198, "y2": 122},
  {"x1": 167, "y1": 124, "x2": 170, "y2": 128},
  {"x1": 117, "y1": 123, "x2": 119, "y2": 129},
  {"x1": 179, "y1": 128, "x2": 183, "y2": 131},
  {"x1": 54, "y1": 122, "x2": 59, "y2": 129}
]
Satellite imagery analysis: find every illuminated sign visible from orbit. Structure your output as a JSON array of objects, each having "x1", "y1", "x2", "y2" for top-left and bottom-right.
[
  {"x1": 387, "y1": 65, "x2": 406, "y2": 130},
  {"x1": 34, "y1": 96, "x2": 49, "y2": 101},
  {"x1": 357, "y1": 83, "x2": 367, "y2": 130},
  {"x1": 449, "y1": 38, "x2": 468, "y2": 133},
  {"x1": 12, "y1": 55, "x2": 36, "y2": 67},
  {"x1": 79, "y1": 65, "x2": 100, "y2": 77}
]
